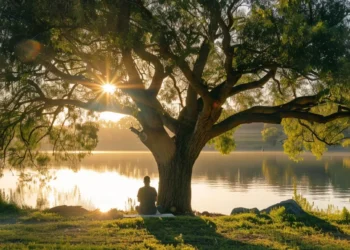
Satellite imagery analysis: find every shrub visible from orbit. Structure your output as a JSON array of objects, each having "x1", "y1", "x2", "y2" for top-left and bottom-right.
[
  {"x1": 269, "y1": 207, "x2": 296, "y2": 224},
  {"x1": 0, "y1": 191, "x2": 20, "y2": 214},
  {"x1": 340, "y1": 207, "x2": 350, "y2": 222},
  {"x1": 293, "y1": 190, "x2": 314, "y2": 212},
  {"x1": 269, "y1": 207, "x2": 287, "y2": 223}
]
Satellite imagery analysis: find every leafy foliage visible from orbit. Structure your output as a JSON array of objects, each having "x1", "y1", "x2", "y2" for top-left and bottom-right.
[
  {"x1": 0, "y1": 0, "x2": 349, "y2": 166},
  {"x1": 261, "y1": 124, "x2": 285, "y2": 146},
  {"x1": 341, "y1": 207, "x2": 350, "y2": 222},
  {"x1": 208, "y1": 130, "x2": 237, "y2": 154}
]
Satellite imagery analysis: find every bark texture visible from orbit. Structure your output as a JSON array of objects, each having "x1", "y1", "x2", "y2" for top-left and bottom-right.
[
  {"x1": 157, "y1": 158, "x2": 194, "y2": 213},
  {"x1": 153, "y1": 127, "x2": 209, "y2": 214}
]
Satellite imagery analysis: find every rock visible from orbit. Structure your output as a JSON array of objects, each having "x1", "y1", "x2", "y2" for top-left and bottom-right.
[
  {"x1": 48, "y1": 205, "x2": 89, "y2": 217},
  {"x1": 260, "y1": 199, "x2": 306, "y2": 216},
  {"x1": 231, "y1": 207, "x2": 260, "y2": 215},
  {"x1": 201, "y1": 211, "x2": 210, "y2": 216},
  {"x1": 250, "y1": 207, "x2": 260, "y2": 214}
]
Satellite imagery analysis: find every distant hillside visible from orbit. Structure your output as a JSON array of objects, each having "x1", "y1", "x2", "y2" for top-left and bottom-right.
[
  {"x1": 40, "y1": 123, "x2": 347, "y2": 152},
  {"x1": 95, "y1": 126, "x2": 148, "y2": 151},
  {"x1": 95, "y1": 123, "x2": 279, "y2": 151},
  {"x1": 95, "y1": 123, "x2": 347, "y2": 152}
]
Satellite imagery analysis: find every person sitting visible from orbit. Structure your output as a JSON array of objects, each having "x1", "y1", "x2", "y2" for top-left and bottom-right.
[{"x1": 136, "y1": 176, "x2": 157, "y2": 215}]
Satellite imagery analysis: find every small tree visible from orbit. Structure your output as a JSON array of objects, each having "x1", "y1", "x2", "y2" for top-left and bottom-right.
[
  {"x1": 1, "y1": 0, "x2": 350, "y2": 213},
  {"x1": 262, "y1": 124, "x2": 284, "y2": 146}
]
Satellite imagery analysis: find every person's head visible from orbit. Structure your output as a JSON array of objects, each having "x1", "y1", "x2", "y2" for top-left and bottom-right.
[{"x1": 143, "y1": 176, "x2": 151, "y2": 186}]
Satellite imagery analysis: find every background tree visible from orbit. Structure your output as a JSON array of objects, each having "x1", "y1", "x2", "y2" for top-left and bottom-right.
[
  {"x1": 0, "y1": 0, "x2": 350, "y2": 213},
  {"x1": 262, "y1": 124, "x2": 285, "y2": 147}
]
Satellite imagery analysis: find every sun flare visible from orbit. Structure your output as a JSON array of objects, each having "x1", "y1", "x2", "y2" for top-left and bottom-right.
[
  {"x1": 98, "y1": 205, "x2": 111, "y2": 213},
  {"x1": 102, "y1": 83, "x2": 116, "y2": 94}
]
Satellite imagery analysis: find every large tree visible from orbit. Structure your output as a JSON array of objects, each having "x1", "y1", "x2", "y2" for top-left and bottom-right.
[{"x1": 1, "y1": 0, "x2": 350, "y2": 213}]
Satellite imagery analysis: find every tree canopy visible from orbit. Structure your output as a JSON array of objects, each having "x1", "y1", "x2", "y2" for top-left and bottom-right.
[{"x1": 0, "y1": 0, "x2": 350, "y2": 168}]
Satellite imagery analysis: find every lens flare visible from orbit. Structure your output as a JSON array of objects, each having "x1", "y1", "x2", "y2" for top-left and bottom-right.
[
  {"x1": 102, "y1": 83, "x2": 116, "y2": 94},
  {"x1": 15, "y1": 40, "x2": 42, "y2": 63},
  {"x1": 98, "y1": 205, "x2": 111, "y2": 213}
]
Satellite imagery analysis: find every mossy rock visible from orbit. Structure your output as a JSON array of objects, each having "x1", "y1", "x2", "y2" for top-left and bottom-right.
[
  {"x1": 261, "y1": 199, "x2": 306, "y2": 216},
  {"x1": 231, "y1": 207, "x2": 260, "y2": 215},
  {"x1": 48, "y1": 205, "x2": 89, "y2": 217}
]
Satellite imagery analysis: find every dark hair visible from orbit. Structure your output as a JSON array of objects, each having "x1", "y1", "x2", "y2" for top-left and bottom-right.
[{"x1": 143, "y1": 176, "x2": 150, "y2": 183}]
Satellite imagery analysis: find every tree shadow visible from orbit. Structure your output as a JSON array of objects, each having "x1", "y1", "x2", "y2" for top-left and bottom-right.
[
  {"x1": 294, "y1": 213, "x2": 350, "y2": 239},
  {"x1": 143, "y1": 216, "x2": 269, "y2": 250}
]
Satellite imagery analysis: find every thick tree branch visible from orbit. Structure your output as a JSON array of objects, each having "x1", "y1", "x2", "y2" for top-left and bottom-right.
[
  {"x1": 134, "y1": 45, "x2": 165, "y2": 95},
  {"x1": 209, "y1": 93, "x2": 348, "y2": 139},
  {"x1": 169, "y1": 75, "x2": 184, "y2": 108},
  {"x1": 229, "y1": 69, "x2": 277, "y2": 96},
  {"x1": 117, "y1": 0, "x2": 145, "y2": 91},
  {"x1": 185, "y1": 39, "x2": 211, "y2": 116},
  {"x1": 162, "y1": 49, "x2": 212, "y2": 104},
  {"x1": 210, "y1": 109, "x2": 350, "y2": 140},
  {"x1": 122, "y1": 49, "x2": 144, "y2": 86},
  {"x1": 179, "y1": 69, "x2": 276, "y2": 121},
  {"x1": 227, "y1": 1, "x2": 241, "y2": 28},
  {"x1": 26, "y1": 80, "x2": 45, "y2": 98},
  {"x1": 41, "y1": 61, "x2": 100, "y2": 90},
  {"x1": 133, "y1": 0, "x2": 212, "y2": 104},
  {"x1": 200, "y1": 0, "x2": 240, "y2": 95},
  {"x1": 193, "y1": 40, "x2": 211, "y2": 78},
  {"x1": 160, "y1": 113, "x2": 179, "y2": 135},
  {"x1": 41, "y1": 98, "x2": 134, "y2": 116}
]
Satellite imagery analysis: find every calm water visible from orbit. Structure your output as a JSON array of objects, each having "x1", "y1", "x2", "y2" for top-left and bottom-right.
[{"x1": 1, "y1": 152, "x2": 350, "y2": 214}]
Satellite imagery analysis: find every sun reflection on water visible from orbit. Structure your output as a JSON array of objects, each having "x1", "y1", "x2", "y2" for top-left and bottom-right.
[
  {"x1": 0, "y1": 167, "x2": 158, "y2": 212},
  {"x1": 47, "y1": 169, "x2": 158, "y2": 212},
  {"x1": 1, "y1": 152, "x2": 350, "y2": 214}
]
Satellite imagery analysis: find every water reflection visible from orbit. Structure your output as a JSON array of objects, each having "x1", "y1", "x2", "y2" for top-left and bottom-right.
[{"x1": 0, "y1": 152, "x2": 350, "y2": 214}]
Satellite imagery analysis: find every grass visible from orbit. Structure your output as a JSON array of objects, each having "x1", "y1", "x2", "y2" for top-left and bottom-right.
[
  {"x1": 1, "y1": 190, "x2": 350, "y2": 249},
  {"x1": 1, "y1": 202, "x2": 350, "y2": 250}
]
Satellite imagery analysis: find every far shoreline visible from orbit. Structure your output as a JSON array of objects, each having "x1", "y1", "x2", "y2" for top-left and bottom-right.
[{"x1": 38, "y1": 150, "x2": 350, "y2": 156}]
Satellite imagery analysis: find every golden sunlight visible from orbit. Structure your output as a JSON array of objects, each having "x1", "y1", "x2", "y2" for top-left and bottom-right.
[
  {"x1": 100, "y1": 112, "x2": 125, "y2": 122},
  {"x1": 102, "y1": 83, "x2": 116, "y2": 94},
  {"x1": 98, "y1": 205, "x2": 111, "y2": 213}
]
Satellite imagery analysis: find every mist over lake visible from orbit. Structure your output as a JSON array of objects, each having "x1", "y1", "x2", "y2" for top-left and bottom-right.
[{"x1": 1, "y1": 151, "x2": 350, "y2": 215}]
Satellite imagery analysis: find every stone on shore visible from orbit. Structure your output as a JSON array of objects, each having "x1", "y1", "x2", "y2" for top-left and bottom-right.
[
  {"x1": 231, "y1": 207, "x2": 260, "y2": 215},
  {"x1": 231, "y1": 200, "x2": 306, "y2": 216},
  {"x1": 260, "y1": 199, "x2": 306, "y2": 216},
  {"x1": 48, "y1": 205, "x2": 89, "y2": 216}
]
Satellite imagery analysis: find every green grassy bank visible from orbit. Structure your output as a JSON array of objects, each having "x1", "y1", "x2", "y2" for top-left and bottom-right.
[{"x1": 1, "y1": 198, "x2": 350, "y2": 250}]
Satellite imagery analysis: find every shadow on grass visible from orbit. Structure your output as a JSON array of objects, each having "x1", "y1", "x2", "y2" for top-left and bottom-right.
[
  {"x1": 295, "y1": 212, "x2": 350, "y2": 239},
  {"x1": 143, "y1": 216, "x2": 269, "y2": 250}
]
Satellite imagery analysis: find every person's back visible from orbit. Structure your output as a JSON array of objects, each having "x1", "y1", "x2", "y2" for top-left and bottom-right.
[
  {"x1": 136, "y1": 176, "x2": 157, "y2": 215},
  {"x1": 137, "y1": 186, "x2": 157, "y2": 214}
]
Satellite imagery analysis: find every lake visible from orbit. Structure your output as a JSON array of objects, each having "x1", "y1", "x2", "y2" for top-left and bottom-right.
[{"x1": 1, "y1": 151, "x2": 350, "y2": 215}]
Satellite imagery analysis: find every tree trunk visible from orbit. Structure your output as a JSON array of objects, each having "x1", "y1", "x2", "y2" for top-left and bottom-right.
[
  {"x1": 137, "y1": 112, "x2": 209, "y2": 214},
  {"x1": 156, "y1": 130, "x2": 207, "y2": 214},
  {"x1": 157, "y1": 154, "x2": 195, "y2": 214}
]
